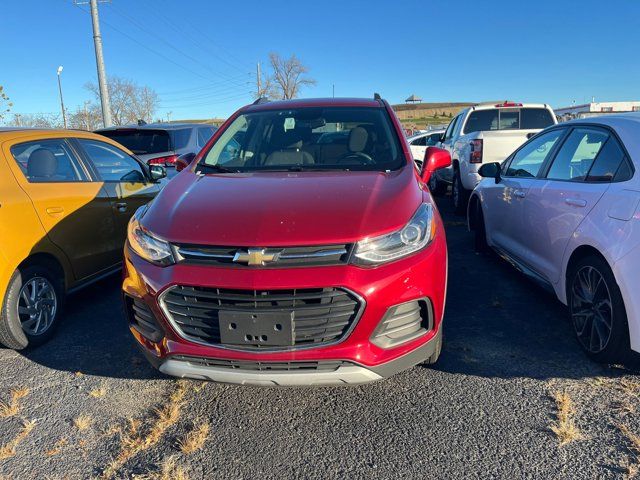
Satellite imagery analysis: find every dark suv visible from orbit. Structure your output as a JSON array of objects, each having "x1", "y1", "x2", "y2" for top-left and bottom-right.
[{"x1": 95, "y1": 123, "x2": 217, "y2": 171}]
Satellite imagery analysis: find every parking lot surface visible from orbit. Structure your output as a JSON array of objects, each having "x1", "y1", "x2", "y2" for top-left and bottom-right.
[{"x1": 1, "y1": 197, "x2": 639, "y2": 479}]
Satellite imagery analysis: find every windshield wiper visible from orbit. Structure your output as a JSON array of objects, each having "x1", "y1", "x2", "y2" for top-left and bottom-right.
[
  {"x1": 198, "y1": 164, "x2": 238, "y2": 173},
  {"x1": 280, "y1": 165, "x2": 350, "y2": 172}
]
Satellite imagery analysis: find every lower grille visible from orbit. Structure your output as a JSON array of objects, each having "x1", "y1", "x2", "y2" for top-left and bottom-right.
[
  {"x1": 160, "y1": 286, "x2": 363, "y2": 350},
  {"x1": 171, "y1": 355, "x2": 349, "y2": 372},
  {"x1": 125, "y1": 295, "x2": 164, "y2": 342}
]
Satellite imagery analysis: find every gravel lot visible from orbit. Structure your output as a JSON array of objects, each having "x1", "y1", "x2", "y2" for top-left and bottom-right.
[{"x1": 1, "y1": 196, "x2": 640, "y2": 479}]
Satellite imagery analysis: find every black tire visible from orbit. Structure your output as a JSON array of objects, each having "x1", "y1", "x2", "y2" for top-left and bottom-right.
[
  {"x1": 422, "y1": 333, "x2": 442, "y2": 366},
  {"x1": 0, "y1": 265, "x2": 64, "y2": 350},
  {"x1": 428, "y1": 174, "x2": 447, "y2": 196},
  {"x1": 474, "y1": 202, "x2": 489, "y2": 253},
  {"x1": 452, "y1": 168, "x2": 469, "y2": 216},
  {"x1": 567, "y1": 255, "x2": 630, "y2": 364}
]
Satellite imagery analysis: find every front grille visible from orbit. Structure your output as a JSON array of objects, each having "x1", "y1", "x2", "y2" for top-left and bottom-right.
[
  {"x1": 171, "y1": 355, "x2": 349, "y2": 372},
  {"x1": 124, "y1": 295, "x2": 164, "y2": 342},
  {"x1": 160, "y1": 286, "x2": 362, "y2": 350},
  {"x1": 173, "y1": 244, "x2": 351, "y2": 267}
]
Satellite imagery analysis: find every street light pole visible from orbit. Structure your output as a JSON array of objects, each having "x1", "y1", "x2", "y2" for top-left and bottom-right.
[
  {"x1": 89, "y1": 0, "x2": 112, "y2": 127},
  {"x1": 57, "y1": 66, "x2": 68, "y2": 129}
]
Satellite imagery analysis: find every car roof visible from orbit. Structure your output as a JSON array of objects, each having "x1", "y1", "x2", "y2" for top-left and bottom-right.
[
  {"x1": 95, "y1": 122, "x2": 215, "y2": 132},
  {"x1": 0, "y1": 128, "x2": 136, "y2": 154},
  {"x1": 408, "y1": 129, "x2": 445, "y2": 140},
  {"x1": 469, "y1": 102, "x2": 551, "y2": 111},
  {"x1": 242, "y1": 97, "x2": 383, "y2": 113}
]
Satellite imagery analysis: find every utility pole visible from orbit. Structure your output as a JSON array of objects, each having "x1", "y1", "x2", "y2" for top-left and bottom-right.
[
  {"x1": 56, "y1": 66, "x2": 68, "y2": 128},
  {"x1": 89, "y1": 0, "x2": 112, "y2": 127},
  {"x1": 332, "y1": 84, "x2": 335, "y2": 98},
  {"x1": 256, "y1": 62, "x2": 262, "y2": 98}
]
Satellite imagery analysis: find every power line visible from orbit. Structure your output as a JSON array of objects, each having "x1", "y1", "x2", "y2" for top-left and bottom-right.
[
  {"x1": 107, "y1": 3, "x2": 248, "y2": 88},
  {"x1": 158, "y1": 92, "x2": 249, "y2": 109}
]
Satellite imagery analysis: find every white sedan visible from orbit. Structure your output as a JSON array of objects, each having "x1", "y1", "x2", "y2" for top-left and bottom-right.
[
  {"x1": 468, "y1": 113, "x2": 640, "y2": 363},
  {"x1": 408, "y1": 130, "x2": 447, "y2": 193}
]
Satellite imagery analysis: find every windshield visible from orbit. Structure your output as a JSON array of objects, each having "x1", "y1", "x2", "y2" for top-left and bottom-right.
[
  {"x1": 201, "y1": 107, "x2": 404, "y2": 172},
  {"x1": 463, "y1": 108, "x2": 555, "y2": 134},
  {"x1": 97, "y1": 129, "x2": 171, "y2": 155}
]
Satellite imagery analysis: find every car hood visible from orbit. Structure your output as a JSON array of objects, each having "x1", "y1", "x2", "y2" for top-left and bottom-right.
[{"x1": 141, "y1": 166, "x2": 424, "y2": 246}]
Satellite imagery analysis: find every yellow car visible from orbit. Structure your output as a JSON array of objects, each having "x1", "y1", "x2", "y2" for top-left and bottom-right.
[{"x1": 0, "y1": 128, "x2": 165, "y2": 349}]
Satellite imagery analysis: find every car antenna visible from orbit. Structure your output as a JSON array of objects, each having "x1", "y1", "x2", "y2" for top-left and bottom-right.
[
  {"x1": 137, "y1": 119, "x2": 147, "y2": 126},
  {"x1": 252, "y1": 97, "x2": 270, "y2": 105}
]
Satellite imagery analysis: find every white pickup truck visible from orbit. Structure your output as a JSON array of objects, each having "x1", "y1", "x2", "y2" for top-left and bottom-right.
[{"x1": 437, "y1": 102, "x2": 557, "y2": 213}]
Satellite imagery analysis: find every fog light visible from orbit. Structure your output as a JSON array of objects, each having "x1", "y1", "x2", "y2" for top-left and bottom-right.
[{"x1": 370, "y1": 299, "x2": 432, "y2": 349}]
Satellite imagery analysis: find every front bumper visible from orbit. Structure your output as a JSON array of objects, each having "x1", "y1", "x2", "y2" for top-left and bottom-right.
[
  {"x1": 138, "y1": 330, "x2": 441, "y2": 386},
  {"x1": 122, "y1": 226, "x2": 447, "y2": 385}
]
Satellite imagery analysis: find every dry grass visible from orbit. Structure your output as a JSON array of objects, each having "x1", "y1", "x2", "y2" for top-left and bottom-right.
[
  {"x1": 137, "y1": 455, "x2": 189, "y2": 480},
  {"x1": 73, "y1": 414, "x2": 93, "y2": 431},
  {"x1": 89, "y1": 388, "x2": 107, "y2": 399},
  {"x1": 619, "y1": 424, "x2": 640, "y2": 479},
  {"x1": 0, "y1": 388, "x2": 29, "y2": 418},
  {"x1": 45, "y1": 437, "x2": 68, "y2": 456},
  {"x1": 550, "y1": 391, "x2": 583, "y2": 445},
  {"x1": 178, "y1": 421, "x2": 210, "y2": 454},
  {"x1": 101, "y1": 381, "x2": 190, "y2": 479},
  {"x1": 0, "y1": 419, "x2": 36, "y2": 459}
]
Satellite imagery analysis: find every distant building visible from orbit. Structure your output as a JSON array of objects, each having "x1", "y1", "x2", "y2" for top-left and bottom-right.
[
  {"x1": 555, "y1": 101, "x2": 640, "y2": 121},
  {"x1": 405, "y1": 94, "x2": 422, "y2": 104}
]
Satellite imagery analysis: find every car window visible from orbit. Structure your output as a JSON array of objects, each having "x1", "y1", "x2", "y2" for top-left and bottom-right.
[
  {"x1": 546, "y1": 128, "x2": 608, "y2": 181},
  {"x1": 97, "y1": 129, "x2": 171, "y2": 155},
  {"x1": 77, "y1": 139, "x2": 146, "y2": 183},
  {"x1": 505, "y1": 129, "x2": 565, "y2": 178},
  {"x1": 443, "y1": 116, "x2": 458, "y2": 141},
  {"x1": 464, "y1": 108, "x2": 555, "y2": 134},
  {"x1": 10, "y1": 139, "x2": 88, "y2": 183},
  {"x1": 203, "y1": 107, "x2": 403, "y2": 172},
  {"x1": 426, "y1": 133, "x2": 441, "y2": 146},
  {"x1": 586, "y1": 135, "x2": 628, "y2": 182},
  {"x1": 197, "y1": 126, "x2": 215, "y2": 147},
  {"x1": 171, "y1": 129, "x2": 192, "y2": 150},
  {"x1": 411, "y1": 136, "x2": 426, "y2": 146}
]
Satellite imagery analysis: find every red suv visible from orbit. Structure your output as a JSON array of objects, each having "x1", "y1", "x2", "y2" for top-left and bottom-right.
[{"x1": 122, "y1": 97, "x2": 451, "y2": 386}]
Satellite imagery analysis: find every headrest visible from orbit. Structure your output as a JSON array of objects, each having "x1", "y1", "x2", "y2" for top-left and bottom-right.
[
  {"x1": 27, "y1": 148, "x2": 58, "y2": 178},
  {"x1": 348, "y1": 127, "x2": 368, "y2": 152}
]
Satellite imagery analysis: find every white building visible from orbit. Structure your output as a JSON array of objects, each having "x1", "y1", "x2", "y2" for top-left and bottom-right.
[{"x1": 555, "y1": 101, "x2": 640, "y2": 121}]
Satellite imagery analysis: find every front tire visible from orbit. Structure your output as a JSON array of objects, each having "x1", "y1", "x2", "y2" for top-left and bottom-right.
[
  {"x1": 428, "y1": 174, "x2": 447, "y2": 196},
  {"x1": 452, "y1": 168, "x2": 469, "y2": 215},
  {"x1": 0, "y1": 265, "x2": 64, "y2": 349},
  {"x1": 567, "y1": 255, "x2": 630, "y2": 364}
]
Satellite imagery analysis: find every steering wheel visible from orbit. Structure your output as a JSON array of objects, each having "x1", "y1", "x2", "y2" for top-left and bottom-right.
[{"x1": 338, "y1": 151, "x2": 375, "y2": 165}]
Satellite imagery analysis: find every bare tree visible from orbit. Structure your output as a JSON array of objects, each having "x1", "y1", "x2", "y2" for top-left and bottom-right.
[
  {"x1": 68, "y1": 102, "x2": 103, "y2": 131},
  {"x1": 268, "y1": 53, "x2": 316, "y2": 100},
  {"x1": 86, "y1": 76, "x2": 159, "y2": 126},
  {"x1": 9, "y1": 113, "x2": 62, "y2": 128},
  {"x1": 0, "y1": 86, "x2": 13, "y2": 122}
]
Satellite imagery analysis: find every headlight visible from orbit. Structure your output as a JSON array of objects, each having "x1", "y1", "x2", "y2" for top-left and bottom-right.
[
  {"x1": 352, "y1": 203, "x2": 436, "y2": 266},
  {"x1": 127, "y1": 212, "x2": 174, "y2": 266}
]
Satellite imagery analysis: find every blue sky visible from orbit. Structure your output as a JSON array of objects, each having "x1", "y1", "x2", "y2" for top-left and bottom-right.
[{"x1": 2, "y1": 0, "x2": 639, "y2": 121}]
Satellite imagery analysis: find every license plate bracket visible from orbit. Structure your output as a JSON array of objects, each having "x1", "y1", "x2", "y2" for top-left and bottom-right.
[{"x1": 218, "y1": 310, "x2": 294, "y2": 347}]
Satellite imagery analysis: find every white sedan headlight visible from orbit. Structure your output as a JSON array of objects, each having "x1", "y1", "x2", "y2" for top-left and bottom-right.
[
  {"x1": 352, "y1": 203, "x2": 436, "y2": 266},
  {"x1": 127, "y1": 211, "x2": 174, "y2": 266}
]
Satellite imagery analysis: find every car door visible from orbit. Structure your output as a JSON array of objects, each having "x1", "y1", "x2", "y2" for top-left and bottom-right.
[
  {"x1": 409, "y1": 135, "x2": 427, "y2": 161},
  {"x1": 518, "y1": 127, "x2": 616, "y2": 283},
  {"x1": 438, "y1": 115, "x2": 460, "y2": 155},
  {"x1": 481, "y1": 128, "x2": 566, "y2": 257},
  {"x1": 5, "y1": 137, "x2": 119, "y2": 280},
  {"x1": 75, "y1": 138, "x2": 161, "y2": 241}
]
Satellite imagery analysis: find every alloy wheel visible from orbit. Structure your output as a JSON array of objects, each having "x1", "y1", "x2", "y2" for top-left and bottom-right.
[
  {"x1": 17, "y1": 277, "x2": 57, "y2": 336},
  {"x1": 570, "y1": 266, "x2": 613, "y2": 354}
]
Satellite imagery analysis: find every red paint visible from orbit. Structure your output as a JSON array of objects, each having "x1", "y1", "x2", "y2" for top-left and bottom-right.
[{"x1": 124, "y1": 98, "x2": 449, "y2": 375}]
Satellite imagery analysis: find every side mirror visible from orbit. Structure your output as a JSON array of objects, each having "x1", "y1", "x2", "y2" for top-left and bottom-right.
[
  {"x1": 421, "y1": 147, "x2": 452, "y2": 185},
  {"x1": 478, "y1": 162, "x2": 501, "y2": 183},
  {"x1": 149, "y1": 165, "x2": 167, "y2": 181},
  {"x1": 175, "y1": 152, "x2": 196, "y2": 172}
]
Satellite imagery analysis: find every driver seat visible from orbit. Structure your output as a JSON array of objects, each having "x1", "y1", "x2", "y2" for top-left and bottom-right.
[{"x1": 335, "y1": 127, "x2": 369, "y2": 165}]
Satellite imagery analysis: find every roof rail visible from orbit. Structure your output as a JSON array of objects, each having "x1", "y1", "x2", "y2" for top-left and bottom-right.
[
  {"x1": 373, "y1": 93, "x2": 382, "y2": 100},
  {"x1": 252, "y1": 97, "x2": 270, "y2": 105}
]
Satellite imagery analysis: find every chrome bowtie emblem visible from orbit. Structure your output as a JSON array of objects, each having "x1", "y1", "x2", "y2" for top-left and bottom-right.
[{"x1": 232, "y1": 248, "x2": 282, "y2": 266}]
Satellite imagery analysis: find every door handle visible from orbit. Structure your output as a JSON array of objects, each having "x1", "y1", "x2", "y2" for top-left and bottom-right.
[
  {"x1": 565, "y1": 198, "x2": 587, "y2": 208},
  {"x1": 46, "y1": 206, "x2": 64, "y2": 216},
  {"x1": 514, "y1": 190, "x2": 526, "y2": 198},
  {"x1": 115, "y1": 202, "x2": 128, "y2": 212}
]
